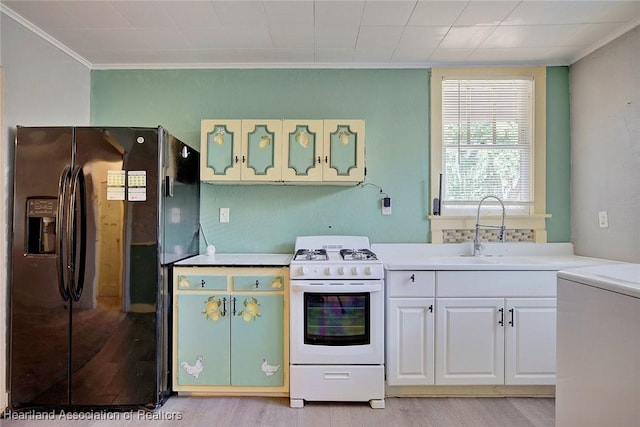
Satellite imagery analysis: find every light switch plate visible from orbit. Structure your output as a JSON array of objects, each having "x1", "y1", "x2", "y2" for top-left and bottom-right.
[
  {"x1": 598, "y1": 211, "x2": 608, "y2": 228},
  {"x1": 220, "y1": 208, "x2": 230, "y2": 223}
]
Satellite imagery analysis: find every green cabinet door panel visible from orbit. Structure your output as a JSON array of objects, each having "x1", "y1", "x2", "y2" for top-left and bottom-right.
[
  {"x1": 231, "y1": 294, "x2": 284, "y2": 386},
  {"x1": 287, "y1": 125, "x2": 318, "y2": 176},
  {"x1": 206, "y1": 125, "x2": 236, "y2": 175},
  {"x1": 246, "y1": 124, "x2": 276, "y2": 176},
  {"x1": 329, "y1": 124, "x2": 358, "y2": 176},
  {"x1": 177, "y1": 274, "x2": 228, "y2": 290},
  {"x1": 233, "y1": 275, "x2": 284, "y2": 292},
  {"x1": 177, "y1": 293, "x2": 231, "y2": 386}
]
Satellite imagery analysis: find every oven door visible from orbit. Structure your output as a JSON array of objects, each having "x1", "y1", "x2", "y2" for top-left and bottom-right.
[{"x1": 290, "y1": 280, "x2": 384, "y2": 365}]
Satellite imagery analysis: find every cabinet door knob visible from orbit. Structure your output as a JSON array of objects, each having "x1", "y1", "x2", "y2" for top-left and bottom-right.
[
  {"x1": 234, "y1": 155, "x2": 239, "y2": 164},
  {"x1": 317, "y1": 156, "x2": 322, "y2": 164},
  {"x1": 498, "y1": 308, "x2": 504, "y2": 326},
  {"x1": 410, "y1": 274, "x2": 415, "y2": 282},
  {"x1": 222, "y1": 297, "x2": 227, "y2": 317},
  {"x1": 428, "y1": 304, "x2": 433, "y2": 313},
  {"x1": 324, "y1": 155, "x2": 329, "y2": 163},
  {"x1": 201, "y1": 279, "x2": 205, "y2": 288},
  {"x1": 232, "y1": 297, "x2": 237, "y2": 315},
  {"x1": 255, "y1": 279, "x2": 260, "y2": 289},
  {"x1": 508, "y1": 308, "x2": 514, "y2": 327}
]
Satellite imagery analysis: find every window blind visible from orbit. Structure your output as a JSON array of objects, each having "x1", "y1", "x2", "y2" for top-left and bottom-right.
[{"x1": 441, "y1": 77, "x2": 534, "y2": 213}]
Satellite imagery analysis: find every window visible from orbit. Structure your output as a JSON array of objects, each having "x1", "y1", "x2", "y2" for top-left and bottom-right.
[
  {"x1": 430, "y1": 67, "x2": 548, "y2": 242},
  {"x1": 442, "y1": 78, "x2": 533, "y2": 214}
]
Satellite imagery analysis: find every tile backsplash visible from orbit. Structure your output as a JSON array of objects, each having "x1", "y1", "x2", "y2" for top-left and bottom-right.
[{"x1": 442, "y1": 229, "x2": 535, "y2": 244}]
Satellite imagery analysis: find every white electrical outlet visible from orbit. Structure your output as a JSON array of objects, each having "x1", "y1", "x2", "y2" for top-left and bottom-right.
[
  {"x1": 598, "y1": 211, "x2": 609, "y2": 228},
  {"x1": 382, "y1": 197, "x2": 392, "y2": 215},
  {"x1": 170, "y1": 207, "x2": 181, "y2": 223},
  {"x1": 220, "y1": 208, "x2": 230, "y2": 223}
]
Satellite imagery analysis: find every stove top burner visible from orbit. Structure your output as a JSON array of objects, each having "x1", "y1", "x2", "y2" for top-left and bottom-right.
[
  {"x1": 340, "y1": 249, "x2": 378, "y2": 261},
  {"x1": 294, "y1": 249, "x2": 328, "y2": 261}
]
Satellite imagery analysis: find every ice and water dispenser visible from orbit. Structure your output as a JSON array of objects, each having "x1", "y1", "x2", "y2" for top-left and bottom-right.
[{"x1": 26, "y1": 198, "x2": 57, "y2": 255}]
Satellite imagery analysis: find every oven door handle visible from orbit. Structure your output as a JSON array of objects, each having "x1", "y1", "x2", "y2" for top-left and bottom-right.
[{"x1": 290, "y1": 283, "x2": 383, "y2": 293}]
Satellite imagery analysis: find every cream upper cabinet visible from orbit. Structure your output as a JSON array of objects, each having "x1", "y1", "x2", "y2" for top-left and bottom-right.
[
  {"x1": 321, "y1": 120, "x2": 365, "y2": 183},
  {"x1": 281, "y1": 120, "x2": 324, "y2": 182},
  {"x1": 201, "y1": 120, "x2": 242, "y2": 181},
  {"x1": 282, "y1": 120, "x2": 365, "y2": 183},
  {"x1": 201, "y1": 120, "x2": 282, "y2": 182},
  {"x1": 240, "y1": 120, "x2": 282, "y2": 182},
  {"x1": 203, "y1": 119, "x2": 365, "y2": 184}
]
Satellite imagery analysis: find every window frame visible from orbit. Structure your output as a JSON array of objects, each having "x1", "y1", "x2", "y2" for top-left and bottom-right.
[{"x1": 430, "y1": 67, "x2": 549, "y2": 243}]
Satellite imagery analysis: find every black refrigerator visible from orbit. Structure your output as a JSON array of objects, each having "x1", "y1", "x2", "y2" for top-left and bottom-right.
[{"x1": 9, "y1": 126, "x2": 200, "y2": 410}]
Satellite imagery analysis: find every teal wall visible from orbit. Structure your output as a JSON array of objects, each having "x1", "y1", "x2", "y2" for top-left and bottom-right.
[
  {"x1": 545, "y1": 67, "x2": 571, "y2": 242},
  {"x1": 91, "y1": 67, "x2": 570, "y2": 252}
]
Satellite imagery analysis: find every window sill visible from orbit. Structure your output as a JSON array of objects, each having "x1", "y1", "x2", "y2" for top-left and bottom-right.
[{"x1": 429, "y1": 214, "x2": 551, "y2": 244}]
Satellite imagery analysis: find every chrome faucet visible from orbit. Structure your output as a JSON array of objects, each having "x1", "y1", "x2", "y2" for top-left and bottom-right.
[{"x1": 473, "y1": 195, "x2": 506, "y2": 256}]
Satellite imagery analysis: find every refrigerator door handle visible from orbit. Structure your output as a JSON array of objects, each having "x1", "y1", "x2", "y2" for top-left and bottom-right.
[
  {"x1": 69, "y1": 166, "x2": 87, "y2": 302},
  {"x1": 56, "y1": 165, "x2": 72, "y2": 302}
]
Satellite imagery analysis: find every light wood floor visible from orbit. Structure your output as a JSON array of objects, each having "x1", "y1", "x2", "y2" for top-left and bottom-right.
[{"x1": 2, "y1": 396, "x2": 554, "y2": 426}]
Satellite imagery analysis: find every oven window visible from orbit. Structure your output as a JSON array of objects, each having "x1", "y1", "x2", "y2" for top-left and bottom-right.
[{"x1": 304, "y1": 292, "x2": 370, "y2": 346}]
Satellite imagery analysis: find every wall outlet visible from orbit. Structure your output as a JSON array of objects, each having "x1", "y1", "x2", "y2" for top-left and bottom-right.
[
  {"x1": 382, "y1": 197, "x2": 391, "y2": 215},
  {"x1": 598, "y1": 210, "x2": 609, "y2": 228},
  {"x1": 220, "y1": 208, "x2": 230, "y2": 223},
  {"x1": 170, "y1": 207, "x2": 181, "y2": 223}
]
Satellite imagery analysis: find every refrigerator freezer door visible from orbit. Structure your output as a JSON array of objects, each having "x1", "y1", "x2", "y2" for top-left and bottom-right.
[{"x1": 10, "y1": 127, "x2": 74, "y2": 406}]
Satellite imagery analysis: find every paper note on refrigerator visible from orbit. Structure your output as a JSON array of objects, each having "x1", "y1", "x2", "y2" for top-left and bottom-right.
[
  {"x1": 127, "y1": 171, "x2": 147, "y2": 201},
  {"x1": 106, "y1": 170, "x2": 125, "y2": 201}
]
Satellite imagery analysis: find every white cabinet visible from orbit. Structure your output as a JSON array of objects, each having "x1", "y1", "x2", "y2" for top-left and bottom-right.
[
  {"x1": 436, "y1": 298, "x2": 505, "y2": 385},
  {"x1": 385, "y1": 271, "x2": 435, "y2": 386},
  {"x1": 434, "y1": 271, "x2": 557, "y2": 386},
  {"x1": 505, "y1": 298, "x2": 556, "y2": 385}
]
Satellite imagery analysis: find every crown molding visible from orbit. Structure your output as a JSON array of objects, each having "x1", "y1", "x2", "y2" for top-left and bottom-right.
[
  {"x1": 569, "y1": 18, "x2": 640, "y2": 65},
  {"x1": 1, "y1": 4, "x2": 93, "y2": 69}
]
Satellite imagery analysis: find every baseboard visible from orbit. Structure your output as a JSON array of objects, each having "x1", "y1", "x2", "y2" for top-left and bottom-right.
[{"x1": 385, "y1": 385, "x2": 555, "y2": 398}]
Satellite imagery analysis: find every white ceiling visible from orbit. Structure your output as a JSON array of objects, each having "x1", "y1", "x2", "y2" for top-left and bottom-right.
[{"x1": 2, "y1": 0, "x2": 640, "y2": 69}]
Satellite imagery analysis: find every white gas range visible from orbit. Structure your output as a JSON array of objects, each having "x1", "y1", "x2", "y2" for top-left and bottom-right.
[{"x1": 289, "y1": 236, "x2": 385, "y2": 409}]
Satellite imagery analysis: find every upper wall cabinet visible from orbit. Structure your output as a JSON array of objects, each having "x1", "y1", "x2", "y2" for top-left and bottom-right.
[
  {"x1": 201, "y1": 120, "x2": 282, "y2": 182},
  {"x1": 282, "y1": 120, "x2": 365, "y2": 184},
  {"x1": 202, "y1": 119, "x2": 365, "y2": 185}
]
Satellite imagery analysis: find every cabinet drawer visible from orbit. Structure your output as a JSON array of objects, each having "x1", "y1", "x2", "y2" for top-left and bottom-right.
[
  {"x1": 233, "y1": 275, "x2": 285, "y2": 291},
  {"x1": 436, "y1": 271, "x2": 557, "y2": 297},
  {"x1": 386, "y1": 271, "x2": 435, "y2": 297},
  {"x1": 290, "y1": 365, "x2": 384, "y2": 401},
  {"x1": 177, "y1": 274, "x2": 228, "y2": 290}
]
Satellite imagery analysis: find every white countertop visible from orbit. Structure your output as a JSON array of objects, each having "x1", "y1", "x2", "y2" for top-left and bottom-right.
[
  {"x1": 175, "y1": 253, "x2": 292, "y2": 267},
  {"x1": 371, "y1": 242, "x2": 616, "y2": 271},
  {"x1": 558, "y1": 264, "x2": 640, "y2": 298}
]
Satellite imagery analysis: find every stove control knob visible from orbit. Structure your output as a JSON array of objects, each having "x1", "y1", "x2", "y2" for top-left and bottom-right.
[
  {"x1": 298, "y1": 266, "x2": 308, "y2": 276},
  {"x1": 351, "y1": 266, "x2": 359, "y2": 275},
  {"x1": 325, "y1": 267, "x2": 332, "y2": 275},
  {"x1": 364, "y1": 266, "x2": 372, "y2": 276},
  {"x1": 337, "y1": 266, "x2": 345, "y2": 275}
]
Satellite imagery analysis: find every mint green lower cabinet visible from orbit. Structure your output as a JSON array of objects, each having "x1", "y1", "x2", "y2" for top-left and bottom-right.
[
  {"x1": 173, "y1": 266, "x2": 288, "y2": 395},
  {"x1": 176, "y1": 293, "x2": 284, "y2": 388},
  {"x1": 176, "y1": 293, "x2": 231, "y2": 386},
  {"x1": 233, "y1": 275, "x2": 285, "y2": 292},
  {"x1": 176, "y1": 274, "x2": 228, "y2": 290},
  {"x1": 231, "y1": 294, "x2": 284, "y2": 386}
]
